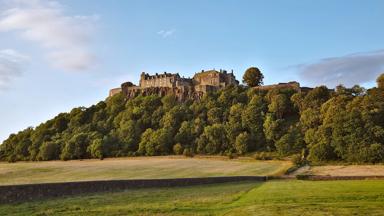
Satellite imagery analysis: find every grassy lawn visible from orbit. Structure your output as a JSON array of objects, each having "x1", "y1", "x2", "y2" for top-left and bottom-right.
[
  {"x1": 0, "y1": 156, "x2": 291, "y2": 185},
  {"x1": 1, "y1": 180, "x2": 384, "y2": 215}
]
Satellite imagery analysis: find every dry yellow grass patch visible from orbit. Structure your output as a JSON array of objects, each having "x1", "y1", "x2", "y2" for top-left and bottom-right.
[
  {"x1": 295, "y1": 165, "x2": 384, "y2": 176},
  {"x1": 0, "y1": 156, "x2": 291, "y2": 185}
]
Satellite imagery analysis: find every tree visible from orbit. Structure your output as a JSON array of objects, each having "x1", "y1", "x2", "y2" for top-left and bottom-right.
[
  {"x1": 138, "y1": 128, "x2": 173, "y2": 156},
  {"x1": 226, "y1": 104, "x2": 245, "y2": 147},
  {"x1": 88, "y1": 138, "x2": 104, "y2": 159},
  {"x1": 38, "y1": 141, "x2": 60, "y2": 161},
  {"x1": 242, "y1": 67, "x2": 264, "y2": 87},
  {"x1": 138, "y1": 128, "x2": 155, "y2": 155},
  {"x1": 291, "y1": 92, "x2": 305, "y2": 112},
  {"x1": 242, "y1": 95, "x2": 266, "y2": 150},
  {"x1": 268, "y1": 94, "x2": 289, "y2": 119},
  {"x1": 302, "y1": 86, "x2": 330, "y2": 110},
  {"x1": 275, "y1": 127, "x2": 305, "y2": 156},
  {"x1": 207, "y1": 107, "x2": 223, "y2": 125},
  {"x1": 235, "y1": 132, "x2": 251, "y2": 155},
  {"x1": 197, "y1": 124, "x2": 228, "y2": 154},
  {"x1": 175, "y1": 121, "x2": 195, "y2": 147},
  {"x1": 173, "y1": 143, "x2": 183, "y2": 155},
  {"x1": 60, "y1": 133, "x2": 89, "y2": 160},
  {"x1": 377, "y1": 73, "x2": 384, "y2": 89},
  {"x1": 263, "y1": 114, "x2": 285, "y2": 147},
  {"x1": 161, "y1": 94, "x2": 177, "y2": 110}
]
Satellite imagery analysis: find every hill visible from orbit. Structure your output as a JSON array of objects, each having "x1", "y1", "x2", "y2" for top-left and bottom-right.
[{"x1": 1, "y1": 73, "x2": 384, "y2": 164}]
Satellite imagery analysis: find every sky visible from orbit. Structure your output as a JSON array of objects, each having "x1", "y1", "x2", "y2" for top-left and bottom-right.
[{"x1": 1, "y1": 0, "x2": 384, "y2": 142}]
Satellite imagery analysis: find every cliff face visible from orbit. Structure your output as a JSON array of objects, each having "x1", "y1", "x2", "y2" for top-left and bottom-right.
[{"x1": 122, "y1": 86, "x2": 204, "y2": 101}]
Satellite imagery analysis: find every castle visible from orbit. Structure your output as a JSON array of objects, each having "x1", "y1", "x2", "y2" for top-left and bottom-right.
[{"x1": 109, "y1": 69, "x2": 239, "y2": 100}]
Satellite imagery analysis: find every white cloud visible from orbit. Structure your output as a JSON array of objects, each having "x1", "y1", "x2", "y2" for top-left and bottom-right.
[
  {"x1": 0, "y1": 49, "x2": 29, "y2": 89},
  {"x1": 0, "y1": 0, "x2": 98, "y2": 71},
  {"x1": 297, "y1": 50, "x2": 384, "y2": 87},
  {"x1": 157, "y1": 29, "x2": 175, "y2": 38}
]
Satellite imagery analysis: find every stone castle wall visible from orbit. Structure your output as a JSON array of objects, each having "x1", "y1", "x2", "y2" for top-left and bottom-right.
[
  {"x1": 140, "y1": 73, "x2": 178, "y2": 89},
  {"x1": 109, "y1": 88, "x2": 122, "y2": 97}
]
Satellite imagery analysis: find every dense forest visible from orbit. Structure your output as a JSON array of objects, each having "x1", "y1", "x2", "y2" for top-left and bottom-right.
[{"x1": 2, "y1": 70, "x2": 384, "y2": 164}]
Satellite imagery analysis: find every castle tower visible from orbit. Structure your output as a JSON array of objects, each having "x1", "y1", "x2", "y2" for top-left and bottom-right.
[{"x1": 140, "y1": 72, "x2": 146, "y2": 87}]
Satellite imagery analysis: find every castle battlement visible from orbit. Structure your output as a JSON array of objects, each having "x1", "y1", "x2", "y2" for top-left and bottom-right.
[{"x1": 141, "y1": 72, "x2": 178, "y2": 80}]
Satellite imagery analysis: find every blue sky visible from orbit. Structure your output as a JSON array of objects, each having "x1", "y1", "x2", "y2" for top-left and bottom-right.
[{"x1": 1, "y1": 0, "x2": 384, "y2": 142}]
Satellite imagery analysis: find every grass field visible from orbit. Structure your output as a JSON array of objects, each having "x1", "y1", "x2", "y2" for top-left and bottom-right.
[
  {"x1": 2, "y1": 180, "x2": 384, "y2": 215},
  {"x1": 294, "y1": 165, "x2": 384, "y2": 176},
  {"x1": 0, "y1": 156, "x2": 291, "y2": 185}
]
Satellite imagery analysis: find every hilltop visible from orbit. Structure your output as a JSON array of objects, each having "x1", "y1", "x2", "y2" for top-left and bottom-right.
[{"x1": 1, "y1": 69, "x2": 384, "y2": 165}]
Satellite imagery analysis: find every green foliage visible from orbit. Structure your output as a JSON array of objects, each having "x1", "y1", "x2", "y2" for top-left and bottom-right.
[
  {"x1": 173, "y1": 143, "x2": 183, "y2": 155},
  {"x1": 175, "y1": 121, "x2": 195, "y2": 148},
  {"x1": 60, "y1": 133, "x2": 89, "y2": 160},
  {"x1": 253, "y1": 151, "x2": 278, "y2": 160},
  {"x1": 38, "y1": 141, "x2": 60, "y2": 161},
  {"x1": 275, "y1": 127, "x2": 305, "y2": 156},
  {"x1": 139, "y1": 128, "x2": 172, "y2": 156},
  {"x1": 182, "y1": 148, "x2": 194, "y2": 157},
  {"x1": 268, "y1": 94, "x2": 289, "y2": 119},
  {"x1": 88, "y1": 138, "x2": 105, "y2": 159},
  {"x1": 197, "y1": 124, "x2": 228, "y2": 154},
  {"x1": 377, "y1": 73, "x2": 384, "y2": 89},
  {"x1": 263, "y1": 114, "x2": 284, "y2": 144},
  {"x1": 291, "y1": 153, "x2": 304, "y2": 166},
  {"x1": 235, "y1": 132, "x2": 251, "y2": 154},
  {"x1": 2, "y1": 76, "x2": 384, "y2": 164},
  {"x1": 242, "y1": 67, "x2": 264, "y2": 87}
]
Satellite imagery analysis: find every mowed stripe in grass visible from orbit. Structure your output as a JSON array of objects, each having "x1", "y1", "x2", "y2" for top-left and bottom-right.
[
  {"x1": 1, "y1": 180, "x2": 384, "y2": 215},
  {"x1": 224, "y1": 180, "x2": 384, "y2": 215},
  {"x1": 0, "y1": 156, "x2": 291, "y2": 185}
]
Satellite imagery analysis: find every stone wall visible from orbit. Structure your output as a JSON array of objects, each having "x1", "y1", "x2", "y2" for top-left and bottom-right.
[
  {"x1": 0, "y1": 176, "x2": 266, "y2": 204},
  {"x1": 109, "y1": 88, "x2": 122, "y2": 97},
  {"x1": 140, "y1": 75, "x2": 175, "y2": 88}
]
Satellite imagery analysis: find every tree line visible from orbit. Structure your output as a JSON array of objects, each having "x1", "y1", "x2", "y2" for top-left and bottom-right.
[{"x1": 1, "y1": 68, "x2": 384, "y2": 164}]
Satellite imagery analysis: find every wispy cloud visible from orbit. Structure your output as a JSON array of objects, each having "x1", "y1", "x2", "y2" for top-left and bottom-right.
[
  {"x1": 0, "y1": 49, "x2": 29, "y2": 89},
  {"x1": 0, "y1": 0, "x2": 98, "y2": 71},
  {"x1": 297, "y1": 50, "x2": 384, "y2": 87},
  {"x1": 157, "y1": 29, "x2": 175, "y2": 38}
]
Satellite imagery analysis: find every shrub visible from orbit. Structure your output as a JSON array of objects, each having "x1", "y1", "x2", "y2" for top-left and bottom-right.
[
  {"x1": 183, "y1": 148, "x2": 194, "y2": 157},
  {"x1": 254, "y1": 152, "x2": 274, "y2": 160},
  {"x1": 291, "y1": 153, "x2": 304, "y2": 166},
  {"x1": 88, "y1": 139, "x2": 104, "y2": 159},
  {"x1": 307, "y1": 142, "x2": 337, "y2": 162},
  {"x1": 38, "y1": 141, "x2": 60, "y2": 161},
  {"x1": 173, "y1": 143, "x2": 183, "y2": 155},
  {"x1": 235, "y1": 132, "x2": 250, "y2": 155},
  {"x1": 7, "y1": 155, "x2": 17, "y2": 163},
  {"x1": 227, "y1": 152, "x2": 238, "y2": 159}
]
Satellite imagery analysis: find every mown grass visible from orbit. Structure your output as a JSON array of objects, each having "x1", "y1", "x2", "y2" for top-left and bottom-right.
[
  {"x1": 0, "y1": 156, "x2": 291, "y2": 185},
  {"x1": 1, "y1": 180, "x2": 384, "y2": 215}
]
